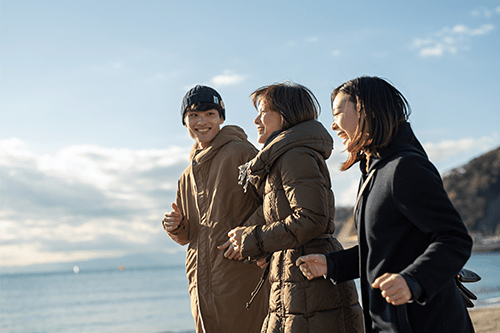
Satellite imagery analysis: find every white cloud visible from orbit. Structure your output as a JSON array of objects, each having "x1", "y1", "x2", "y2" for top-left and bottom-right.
[
  {"x1": 472, "y1": 7, "x2": 500, "y2": 17},
  {"x1": 2, "y1": 133, "x2": 497, "y2": 267},
  {"x1": 209, "y1": 70, "x2": 245, "y2": 87},
  {"x1": 423, "y1": 133, "x2": 499, "y2": 163},
  {"x1": 0, "y1": 138, "x2": 190, "y2": 267},
  {"x1": 306, "y1": 36, "x2": 319, "y2": 43},
  {"x1": 146, "y1": 73, "x2": 166, "y2": 82},
  {"x1": 331, "y1": 50, "x2": 341, "y2": 57},
  {"x1": 411, "y1": 23, "x2": 495, "y2": 57}
]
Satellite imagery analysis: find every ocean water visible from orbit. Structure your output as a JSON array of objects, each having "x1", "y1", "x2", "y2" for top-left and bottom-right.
[{"x1": 1, "y1": 252, "x2": 499, "y2": 333}]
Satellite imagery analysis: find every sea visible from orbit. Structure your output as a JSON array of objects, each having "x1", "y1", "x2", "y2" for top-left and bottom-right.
[{"x1": 1, "y1": 252, "x2": 499, "y2": 333}]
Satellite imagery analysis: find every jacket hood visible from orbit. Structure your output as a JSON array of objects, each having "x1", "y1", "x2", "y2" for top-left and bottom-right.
[
  {"x1": 189, "y1": 125, "x2": 249, "y2": 162},
  {"x1": 246, "y1": 120, "x2": 333, "y2": 188},
  {"x1": 365, "y1": 121, "x2": 427, "y2": 172}
]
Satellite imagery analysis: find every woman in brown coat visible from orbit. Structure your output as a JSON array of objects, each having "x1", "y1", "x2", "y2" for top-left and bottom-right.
[{"x1": 227, "y1": 82, "x2": 363, "y2": 333}]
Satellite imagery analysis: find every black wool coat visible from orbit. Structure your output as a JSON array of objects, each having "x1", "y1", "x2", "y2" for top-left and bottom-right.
[{"x1": 326, "y1": 122, "x2": 474, "y2": 333}]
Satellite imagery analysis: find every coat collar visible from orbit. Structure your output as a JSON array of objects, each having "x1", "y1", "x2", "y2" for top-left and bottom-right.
[
  {"x1": 247, "y1": 120, "x2": 333, "y2": 188},
  {"x1": 361, "y1": 122, "x2": 427, "y2": 174},
  {"x1": 190, "y1": 125, "x2": 249, "y2": 163}
]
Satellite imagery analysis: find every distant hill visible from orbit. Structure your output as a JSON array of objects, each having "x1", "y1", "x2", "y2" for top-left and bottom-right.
[
  {"x1": 443, "y1": 146, "x2": 500, "y2": 235},
  {"x1": 334, "y1": 146, "x2": 500, "y2": 250}
]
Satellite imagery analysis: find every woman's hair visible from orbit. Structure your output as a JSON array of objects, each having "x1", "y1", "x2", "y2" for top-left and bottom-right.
[
  {"x1": 331, "y1": 76, "x2": 411, "y2": 171},
  {"x1": 250, "y1": 81, "x2": 320, "y2": 131}
]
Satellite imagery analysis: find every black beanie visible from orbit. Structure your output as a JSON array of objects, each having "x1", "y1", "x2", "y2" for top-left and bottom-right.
[{"x1": 180, "y1": 85, "x2": 225, "y2": 124}]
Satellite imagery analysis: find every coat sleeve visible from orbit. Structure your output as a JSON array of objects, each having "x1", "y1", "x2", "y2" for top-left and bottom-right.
[
  {"x1": 325, "y1": 245, "x2": 360, "y2": 282},
  {"x1": 392, "y1": 155, "x2": 472, "y2": 304},
  {"x1": 242, "y1": 148, "x2": 332, "y2": 258}
]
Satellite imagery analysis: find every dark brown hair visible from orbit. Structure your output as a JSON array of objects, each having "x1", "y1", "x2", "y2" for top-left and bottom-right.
[
  {"x1": 250, "y1": 81, "x2": 320, "y2": 131},
  {"x1": 331, "y1": 76, "x2": 411, "y2": 171}
]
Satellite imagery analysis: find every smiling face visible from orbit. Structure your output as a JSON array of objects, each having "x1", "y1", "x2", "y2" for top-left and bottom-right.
[
  {"x1": 184, "y1": 109, "x2": 224, "y2": 149},
  {"x1": 331, "y1": 92, "x2": 359, "y2": 148},
  {"x1": 254, "y1": 101, "x2": 283, "y2": 144}
]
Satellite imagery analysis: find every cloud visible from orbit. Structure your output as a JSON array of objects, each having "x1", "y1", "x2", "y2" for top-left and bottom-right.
[
  {"x1": 2, "y1": 133, "x2": 497, "y2": 267},
  {"x1": 472, "y1": 6, "x2": 500, "y2": 17},
  {"x1": 423, "y1": 133, "x2": 499, "y2": 163},
  {"x1": 209, "y1": 71, "x2": 245, "y2": 87},
  {"x1": 411, "y1": 23, "x2": 495, "y2": 57},
  {"x1": 146, "y1": 73, "x2": 166, "y2": 82},
  {"x1": 306, "y1": 36, "x2": 319, "y2": 43},
  {"x1": 0, "y1": 138, "x2": 190, "y2": 267},
  {"x1": 331, "y1": 50, "x2": 341, "y2": 57}
]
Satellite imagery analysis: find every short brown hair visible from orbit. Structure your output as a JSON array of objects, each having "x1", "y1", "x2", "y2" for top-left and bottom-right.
[
  {"x1": 250, "y1": 81, "x2": 320, "y2": 131},
  {"x1": 331, "y1": 76, "x2": 411, "y2": 171}
]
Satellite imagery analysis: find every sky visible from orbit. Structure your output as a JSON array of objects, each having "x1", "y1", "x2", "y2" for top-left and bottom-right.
[{"x1": 1, "y1": 0, "x2": 500, "y2": 269}]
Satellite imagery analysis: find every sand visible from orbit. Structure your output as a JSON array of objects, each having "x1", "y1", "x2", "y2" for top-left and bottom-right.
[{"x1": 469, "y1": 307, "x2": 500, "y2": 333}]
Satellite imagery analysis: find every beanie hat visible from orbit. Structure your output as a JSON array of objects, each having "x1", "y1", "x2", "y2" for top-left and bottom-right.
[{"x1": 181, "y1": 85, "x2": 225, "y2": 124}]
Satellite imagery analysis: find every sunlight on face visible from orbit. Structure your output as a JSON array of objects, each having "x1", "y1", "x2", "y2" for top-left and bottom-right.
[
  {"x1": 331, "y1": 92, "x2": 359, "y2": 148},
  {"x1": 184, "y1": 109, "x2": 224, "y2": 149},
  {"x1": 254, "y1": 102, "x2": 283, "y2": 144}
]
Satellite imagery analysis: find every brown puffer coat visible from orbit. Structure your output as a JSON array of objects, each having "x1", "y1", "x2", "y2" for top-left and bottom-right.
[
  {"x1": 240, "y1": 120, "x2": 363, "y2": 333},
  {"x1": 166, "y1": 125, "x2": 269, "y2": 333}
]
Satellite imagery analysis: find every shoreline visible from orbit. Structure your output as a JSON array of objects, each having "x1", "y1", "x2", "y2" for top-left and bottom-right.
[{"x1": 468, "y1": 306, "x2": 500, "y2": 332}]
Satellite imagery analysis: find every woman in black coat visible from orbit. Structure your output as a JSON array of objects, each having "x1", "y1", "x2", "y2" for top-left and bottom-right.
[{"x1": 296, "y1": 76, "x2": 475, "y2": 332}]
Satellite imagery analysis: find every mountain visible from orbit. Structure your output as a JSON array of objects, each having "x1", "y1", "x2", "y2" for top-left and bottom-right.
[
  {"x1": 442, "y1": 146, "x2": 500, "y2": 235},
  {"x1": 333, "y1": 146, "x2": 500, "y2": 251}
]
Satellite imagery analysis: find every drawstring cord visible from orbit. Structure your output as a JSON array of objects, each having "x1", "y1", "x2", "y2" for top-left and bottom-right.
[{"x1": 245, "y1": 257, "x2": 270, "y2": 309}]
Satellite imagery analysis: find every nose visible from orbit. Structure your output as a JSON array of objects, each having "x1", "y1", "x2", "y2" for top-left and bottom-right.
[
  {"x1": 254, "y1": 114, "x2": 260, "y2": 125},
  {"x1": 198, "y1": 114, "x2": 207, "y2": 124},
  {"x1": 331, "y1": 122, "x2": 339, "y2": 131}
]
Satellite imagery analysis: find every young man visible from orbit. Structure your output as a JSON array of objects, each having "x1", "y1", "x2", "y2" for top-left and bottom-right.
[{"x1": 162, "y1": 85, "x2": 268, "y2": 333}]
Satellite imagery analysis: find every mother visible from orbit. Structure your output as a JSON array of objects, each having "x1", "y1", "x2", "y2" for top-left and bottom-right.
[{"x1": 228, "y1": 82, "x2": 363, "y2": 333}]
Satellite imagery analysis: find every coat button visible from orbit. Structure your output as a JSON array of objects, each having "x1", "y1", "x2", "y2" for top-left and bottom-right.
[{"x1": 192, "y1": 161, "x2": 197, "y2": 166}]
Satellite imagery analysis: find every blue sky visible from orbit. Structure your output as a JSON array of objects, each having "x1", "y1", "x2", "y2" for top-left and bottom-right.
[{"x1": 1, "y1": 0, "x2": 500, "y2": 269}]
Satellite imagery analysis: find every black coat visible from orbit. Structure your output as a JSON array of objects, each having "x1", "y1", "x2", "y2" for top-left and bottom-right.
[{"x1": 326, "y1": 122, "x2": 474, "y2": 332}]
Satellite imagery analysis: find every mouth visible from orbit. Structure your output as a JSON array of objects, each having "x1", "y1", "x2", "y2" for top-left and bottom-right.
[
  {"x1": 337, "y1": 131, "x2": 350, "y2": 144},
  {"x1": 337, "y1": 131, "x2": 347, "y2": 139},
  {"x1": 196, "y1": 128, "x2": 210, "y2": 133},
  {"x1": 256, "y1": 126, "x2": 264, "y2": 134}
]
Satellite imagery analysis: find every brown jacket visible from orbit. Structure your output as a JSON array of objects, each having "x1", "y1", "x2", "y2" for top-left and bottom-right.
[
  {"x1": 166, "y1": 125, "x2": 269, "y2": 333},
  {"x1": 240, "y1": 120, "x2": 363, "y2": 333}
]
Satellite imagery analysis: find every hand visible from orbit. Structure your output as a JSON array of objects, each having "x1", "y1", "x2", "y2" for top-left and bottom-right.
[
  {"x1": 372, "y1": 273, "x2": 412, "y2": 306},
  {"x1": 162, "y1": 203, "x2": 182, "y2": 232},
  {"x1": 228, "y1": 227, "x2": 245, "y2": 252},
  {"x1": 256, "y1": 258, "x2": 268, "y2": 269},
  {"x1": 295, "y1": 254, "x2": 327, "y2": 280},
  {"x1": 217, "y1": 239, "x2": 243, "y2": 260}
]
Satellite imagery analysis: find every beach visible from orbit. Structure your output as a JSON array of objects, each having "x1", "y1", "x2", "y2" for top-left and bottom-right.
[{"x1": 469, "y1": 307, "x2": 500, "y2": 332}]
